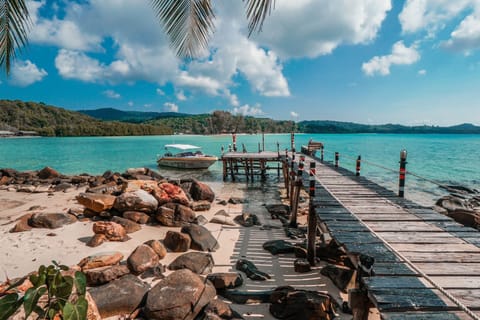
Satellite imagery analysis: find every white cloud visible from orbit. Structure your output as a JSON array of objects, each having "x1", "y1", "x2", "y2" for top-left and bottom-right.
[
  {"x1": 9, "y1": 60, "x2": 47, "y2": 87},
  {"x1": 55, "y1": 49, "x2": 103, "y2": 82},
  {"x1": 290, "y1": 111, "x2": 299, "y2": 118},
  {"x1": 418, "y1": 69, "x2": 427, "y2": 75},
  {"x1": 362, "y1": 41, "x2": 420, "y2": 76},
  {"x1": 128, "y1": 101, "x2": 134, "y2": 107},
  {"x1": 225, "y1": 91, "x2": 240, "y2": 107},
  {"x1": 156, "y1": 88, "x2": 165, "y2": 95},
  {"x1": 103, "y1": 89, "x2": 121, "y2": 99},
  {"x1": 164, "y1": 102, "x2": 179, "y2": 112},
  {"x1": 441, "y1": 14, "x2": 480, "y2": 53},
  {"x1": 144, "y1": 104, "x2": 152, "y2": 108},
  {"x1": 233, "y1": 104, "x2": 264, "y2": 116},
  {"x1": 176, "y1": 91, "x2": 187, "y2": 101}
]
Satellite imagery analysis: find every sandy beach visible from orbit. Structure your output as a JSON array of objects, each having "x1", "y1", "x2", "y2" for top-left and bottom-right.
[{"x1": 0, "y1": 174, "x2": 352, "y2": 319}]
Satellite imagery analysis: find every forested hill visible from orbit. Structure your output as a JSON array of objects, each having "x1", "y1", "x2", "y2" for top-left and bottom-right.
[
  {"x1": 78, "y1": 108, "x2": 189, "y2": 122},
  {"x1": 0, "y1": 100, "x2": 172, "y2": 136}
]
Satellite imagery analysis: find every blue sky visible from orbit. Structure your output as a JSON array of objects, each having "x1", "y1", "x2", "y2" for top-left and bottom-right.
[{"x1": 2, "y1": 0, "x2": 480, "y2": 125}]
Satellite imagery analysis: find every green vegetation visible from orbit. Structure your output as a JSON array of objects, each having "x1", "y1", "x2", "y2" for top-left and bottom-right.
[
  {"x1": 0, "y1": 100, "x2": 172, "y2": 136},
  {"x1": 78, "y1": 108, "x2": 189, "y2": 122},
  {"x1": 0, "y1": 262, "x2": 87, "y2": 320}
]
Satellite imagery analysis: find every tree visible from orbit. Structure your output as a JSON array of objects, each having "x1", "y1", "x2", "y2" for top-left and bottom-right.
[{"x1": 1, "y1": 0, "x2": 274, "y2": 75}]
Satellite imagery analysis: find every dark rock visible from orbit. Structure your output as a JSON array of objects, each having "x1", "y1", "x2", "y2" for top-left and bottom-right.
[
  {"x1": 217, "y1": 199, "x2": 228, "y2": 206},
  {"x1": 111, "y1": 216, "x2": 141, "y2": 233},
  {"x1": 190, "y1": 180, "x2": 215, "y2": 202},
  {"x1": 71, "y1": 175, "x2": 90, "y2": 184},
  {"x1": 448, "y1": 209, "x2": 480, "y2": 228},
  {"x1": 89, "y1": 274, "x2": 149, "y2": 318},
  {"x1": 127, "y1": 244, "x2": 160, "y2": 275},
  {"x1": 294, "y1": 259, "x2": 311, "y2": 273},
  {"x1": 320, "y1": 264, "x2": 355, "y2": 292},
  {"x1": 181, "y1": 224, "x2": 219, "y2": 252},
  {"x1": 144, "y1": 239, "x2": 167, "y2": 259},
  {"x1": 87, "y1": 181, "x2": 121, "y2": 194},
  {"x1": 436, "y1": 195, "x2": 469, "y2": 212},
  {"x1": 203, "y1": 299, "x2": 244, "y2": 320},
  {"x1": 168, "y1": 252, "x2": 214, "y2": 274},
  {"x1": 442, "y1": 185, "x2": 478, "y2": 194},
  {"x1": 54, "y1": 182, "x2": 74, "y2": 192},
  {"x1": 235, "y1": 259, "x2": 270, "y2": 281},
  {"x1": 0, "y1": 175, "x2": 12, "y2": 185},
  {"x1": 85, "y1": 264, "x2": 130, "y2": 286},
  {"x1": 196, "y1": 215, "x2": 209, "y2": 225},
  {"x1": 156, "y1": 203, "x2": 196, "y2": 227},
  {"x1": 191, "y1": 200, "x2": 211, "y2": 211},
  {"x1": 163, "y1": 231, "x2": 191, "y2": 252},
  {"x1": 218, "y1": 290, "x2": 272, "y2": 304},
  {"x1": 207, "y1": 272, "x2": 243, "y2": 290},
  {"x1": 269, "y1": 286, "x2": 336, "y2": 320},
  {"x1": 143, "y1": 269, "x2": 216, "y2": 320},
  {"x1": 265, "y1": 204, "x2": 290, "y2": 217},
  {"x1": 78, "y1": 252, "x2": 124, "y2": 270},
  {"x1": 113, "y1": 189, "x2": 158, "y2": 214},
  {"x1": 37, "y1": 166, "x2": 61, "y2": 179},
  {"x1": 123, "y1": 211, "x2": 150, "y2": 224},
  {"x1": 228, "y1": 197, "x2": 247, "y2": 204},
  {"x1": 76, "y1": 193, "x2": 117, "y2": 213},
  {"x1": 29, "y1": 212, "x2": 77, "y2": 229},
  {"x1": 10, "y1": 213, "x2": 34, "y2": 233},
  {"x1": 0, "y1": 168, "x2": 18, "y2": 177},
  {"x1": 294, "y1": 246, "x2": 308, "y2": 258},
  {"x1": 263, "y1": 240, "x2": 295, "y2": 255},
  {"x1": 234, "y1": 213, "x2": 261, "y2": 227},
  {"x1": 87, "y1": 234, "x2": 107, "y2": 247}
]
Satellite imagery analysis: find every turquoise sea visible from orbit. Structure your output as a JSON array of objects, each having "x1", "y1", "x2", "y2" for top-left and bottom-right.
[{"x1": 0, "y1": 134, "x2": 478, "y2": 205}]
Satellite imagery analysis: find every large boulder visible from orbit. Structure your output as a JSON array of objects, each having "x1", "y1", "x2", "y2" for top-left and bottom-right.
[
  {"x1": 37, "y1": 166, "x2": 61, "y2": 179},
  {"x1": 152, "y1": 182, "x2": 190, "y2": 206},
  {"x1": 127, "y1": 244, "x2": 160, "y2": 274},
  {"x1": 156, "y1": 203, "x2": 196, "y2": 227},
  {"x1": 92, "y1": 221, "x2": 128, "y2": 242},
  {"x1": 121, "y1": 180, "x2": 159, "y2": 193},
  {"x1": 88, "y1": 274, "x2": 149, "y2": 318},
  {"x1": 85, "y1": 264, "x2": 130, "y2": 286},
  {"x1": 76, "y1": 193, "x2": 117, "y2": 213},
  {"x1": 181, "y1": 224, "x2": 219, "y2": 252},
  {"x1": 113, "y1": 189, "x2": 158, "y2": 213},
  {"x1": 143, "y1": 269, "x2": 216, "y2": 320},
  {"x1": 78, "y1": 252, "x2": 124, "y2": 271},
  {"x1": 190, "y1": 180, "x2": 215, "y2": 202},
  {"x1": 29, "y1": 212, "x2": 77, "y2": 229},
  {"x1": 168, "y1": 252, "x2": 214, "y2": 274},
  {"x1": 163, "y1": 231, "x2": 191, "y2": 252}
]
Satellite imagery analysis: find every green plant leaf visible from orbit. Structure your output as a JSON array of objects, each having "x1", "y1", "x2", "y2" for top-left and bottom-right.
[
  {"x1": 4, "y1": 276, "x2": 27, "y2": 291},
  {"x1": 74, "y1": 272, "x2": 86, "y2": 296},
  {"x1": 63, "y1": 297, "x2": 88, "y2": 320},
  {"x1": 47, "y1": 306, "x2": 57, "y2": 319},
  {"x1": 59, "y1": 264, "x2": 69, "y2": 271},
  {"x1": 0, "y1": 293, "x2": 23, "y2": 320},
  {"x1": 23, "y1": 286, "x2": 47, "y2": 319},
  {"x1": 55, "y1": 275, "x2": 73, "y2": 303}
]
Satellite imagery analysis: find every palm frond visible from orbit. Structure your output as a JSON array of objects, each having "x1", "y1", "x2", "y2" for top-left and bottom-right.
[
  {"x1": 244, "y1": 0, "x2": 275, "y2": 36},
  {"x1": 152, "y1": 0, "x2": 215, "y2": 59},
  {"x1": 0, "y1": 0, "x2": 30, "y2": 75}
]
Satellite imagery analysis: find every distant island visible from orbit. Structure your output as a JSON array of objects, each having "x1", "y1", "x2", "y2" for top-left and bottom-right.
[{"x1": 1, "y1": 100, "x2": 479, "y2": 137}]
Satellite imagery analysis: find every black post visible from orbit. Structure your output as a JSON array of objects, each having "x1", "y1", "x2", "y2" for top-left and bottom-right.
[
  {"x1": 356, "y1": 155, "x2": 361, "y2": 176},
  {"x1": 307, "y1": 161, "x2": 317, "y2": 266},
  {"x1": 398, "y1": 150, "x2": 408, "y2": 197},
  {"x1": 262, "y1": 131, "x2": 265, "y2": 151},
  {"x1": 320, "y1": 146, "x2": 324, "y2": 162},
  {"x1": 335, "y1": 152, "x2": 339, "y2": 168},
  {"x1": 289, "y1": 159, "x2": 304, "y2": 228},
  {"x1": 290, "y1": 148, "x2": 296, "y2": 205}
]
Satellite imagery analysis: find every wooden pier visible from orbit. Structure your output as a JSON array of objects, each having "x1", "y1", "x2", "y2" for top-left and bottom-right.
[
  {"x1": 295, "y1": 154, "x2": 480, "y2": 319},
  {"x1": 221, "y1": 151, "x2": 283, "y2": 182}
]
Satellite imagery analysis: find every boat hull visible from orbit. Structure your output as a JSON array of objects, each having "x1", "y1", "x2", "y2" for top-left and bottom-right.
[{"x1": 157, "y1": 156, "x2": 217, "y2": 169}]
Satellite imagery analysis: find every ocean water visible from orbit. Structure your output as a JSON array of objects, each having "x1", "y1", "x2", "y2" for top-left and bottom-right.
[{"x1": 0, "y1": 133, "x2": 478, "y2": 206}]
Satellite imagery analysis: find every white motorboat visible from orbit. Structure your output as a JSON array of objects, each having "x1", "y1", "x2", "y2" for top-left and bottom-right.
[{"x1": 157, "y1": 144, "x2": 218, "y2": 169}]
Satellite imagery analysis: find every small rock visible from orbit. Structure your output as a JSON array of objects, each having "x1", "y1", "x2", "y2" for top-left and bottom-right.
[
  {"x1": 54, "y1": 182, "x2": 75, "y2": 192},
  {"x1": 78, "y1": 252, "x2": 124, "y2": 271},
  {"x1": 190, "y1": 180, "x2": 215, "y2": 202},
  {"x1": 294, "y1": 259, "x2": 311, "y2": 273},
  {"x1": 121, "y1": 180, "x2": 159, "y2": 193},
  {"x1": 168, "y1": 252, "x2": 214, "y2": 274},
  {"x1": 234, "y1": 213, "x2": 260, "y2": 227},
  {"x1": 236, "y1": 259, "x2": 270, "y2": 281},
  {"x1": 113, "y1": 189, "x2": 158, "y2": 214},
  {"x1": 123, "y1": 211, "x2": 150, "y2": 224},
  {"x1": 217, "y1": 199, "x2": 228, "y2": 206},
  {"x1": 85, "y1": 264, "x2": 130, "y2": 286},
  {"x1": 320, "y1": 264, "x2": 355, "y2": 292},
  {"x1": 191, "y1": 200, "x2": 211, "y2": 211},
  {"x1": 228, "y1": 197, "x2": 247, "y2": 204},
  {"x1": 215, "y1": 209, "x2": 230, "y2": 217},
  {"x1": 38, "y1": 166, "x2": 61, "y2": 179},
  {"x1": 207, "y1": 272, "x2": 243, "y2": 290},
  {"x1": 163, "y1": 231, "x2": 191, "y2": 252},
  {"x1": 111, "y1": 216, "x2": 141, "y2": 233},
  {"x1": 92, "y1": 221, "x2": 129, "y2": 242},
  {"x1": 33, "y1": 184, "x2": 51, "y2": 193},
  {"x1": 181, "y1": 224, "x2": 219, "y2": 252},
  {"x1": 196, "y1": 215, "x2": 209, "y2": 225},
  {"x1": 127, "y1": 244, "x2": 160, "y2": 275},
  {"x1": 263, "y1": 240, "x2": 295, "y2": 255},
  {"x1": 76, "y1": 193, "x2": 117, "y2": 213},
  {"x1": 87, "y1": 181, "x2": 121, "y2": 194},
  {"x1": 144, "y1": 240, "x2": 167, "y2": 259},
  {"x1": 29, "y1": 212, "x2": 77, "y2": 229},
  {"x1": 209, "y1": 216, "x2": 236, "y2": 226},
  {"x1": 203, "y1": 299, "x2": 244, "y2": 320},
  {"x1": 9, "y1": 213, "x2": 34, "y2": 233},
  {"x1": 87, "y1": 234, "x2": 107, "y2": 247},
  {"x1": 156, "y1": 203, "x2": 196, "y2": 227}
]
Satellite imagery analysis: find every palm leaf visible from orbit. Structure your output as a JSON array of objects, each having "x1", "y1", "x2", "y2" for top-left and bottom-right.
[
  {"x1": 152, "y1": 0, "x2": 215, "y2": 58},
  {"x1": 244, "y1": 0, "x2": 275, "y2": 36},
  {"x1": 0, "y1": 0, "x2": 30, "y2": 75}
]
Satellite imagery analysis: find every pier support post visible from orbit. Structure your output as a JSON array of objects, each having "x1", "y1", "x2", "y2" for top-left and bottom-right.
[
  {"x1": 289, "y1": 158, "x2": 304, "y2": 228},
  {"x1": 290, "y1": 149, "x2": 296, "y2": 204},
  {"x1": 335, "y1": 152, "x2": 339, "y2": 168},
  {"x1": 307, "y1": 161, "x2": 317, "y2": 266},
  {"x1": 398, "y1": 150, "x2": 408, "y2": 197},
  {"x1": 320, "y1": 145, "x2": 324, "y2": 162},
  {"x1": 356, "y1": 156, "x2": 361, "y2": 176}
]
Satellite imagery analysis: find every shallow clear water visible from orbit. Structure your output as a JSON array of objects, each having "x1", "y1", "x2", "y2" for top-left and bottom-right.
[{"x1": 0, "y1": 133, "x2": 478, "y2": 205}]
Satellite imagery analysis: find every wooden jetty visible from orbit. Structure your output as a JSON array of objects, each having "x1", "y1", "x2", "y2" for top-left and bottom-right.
[
  {"x1": 294, "y1": 154, "x2": 480, "y2": 319},
  {"x1": 221, "y1": 151, "x2": 283, "y2": 182}
]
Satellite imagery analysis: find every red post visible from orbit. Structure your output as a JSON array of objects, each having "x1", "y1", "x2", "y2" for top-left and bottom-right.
[
  {"x1": 356, "y1": 155, "x2": 361, "y2": 176},
  {"x1": 398, "y1": 150, "x2": 407, "y2": 197}
]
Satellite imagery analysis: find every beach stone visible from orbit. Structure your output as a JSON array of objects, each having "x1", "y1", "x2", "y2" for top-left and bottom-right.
[
  {"x1": 78, "y1": 252, "x2": 124, "y2": 271},
  {"x1": 436, "y1": 195, "x2": 469, "y2": 212},
  {"x1": 113, "y1": 189, "x2": 158, "y2": 213},
  {"x1": 207, "y1": 272, "x2": 243, "y2": 290},
  {"x1": 144, "y1": 240, "x2": 167, "y2": 259},
  {"x1": 152, "y1": 182, "x2": 190, "y2": 206},
  {"x1": 209, "y1": 216, "x2": 236, "y2": 226},
  {"x1": 163, "y1": 231, "x2": 191, "y2": 252},
  {"x1": 320, "y1": 264, "x2": 355, "y2": 292},
  {"x1": 144, "y1": 269, "x2": 216, "y2": 320},
  {"x1": 17, "y1": 185, "x2": 35, "y2": 193},
  {"x1": 234, "y1": 213, "x2": 261, "y2": 227},
  {"x1": 294, "y1": 259, "x2": 311, "y2": 273},
  {"x1": 125, "y1": 167, "x2": 148, "y2": 176},
  {"x1": 85, "y1": 291, "x2": 102, "y2": 320},
  {"x1": 0, "y1": 168, "x2": 18, "y2": 177},
  {"x1": 236, "y1": 259, "x2": 270, "y2": 281},
  {"x1": 10, "y1": 213, "x2": 34, "y2": 233},
  {"x1": 33, "y1": 184, "x2": 51, "y2": 193},
  {"x1": 215, "y1": 209, "x2": 230, "y2": 217},
  {"x1": 190, "y1": 180, "x2": 215, "y2": 202},
  {"x1": 87, "y1": 181, "x2": 120, "y2": 194},
  {"x1": 37, "y1": 166, "x2": 61, "y2": 179},
  {"x1": 87, "y1": 234, "x2": 107, "y2": 247},
  {"x1": 76, "y1": 193, "x2": 117, "y2": 213},
  {"x1": 269, "y1": 286, "x2": 336, "y2": 320},
  {"x1": 168, "y1": 252, "x2": 214, "y2": 274},
  {"x1": 121, "y1": 179, "x2": 159, "y2": 193},
  {"x1": 123, "y1": 211, "x2": 150, "y2": 224},
  {"x1": 71, "y1": 175, "x2": 90, "y2": 184},
  {"x1": 156, "y1": 203, "x2": 196, "y2": 227},
  {"x1": 127, "y1": 244, "x2": 160, "y2": 275},
  {"x1": 85, "y1": 264, "x2": 130, "y2": 286},
  {"x1": 89, "y1": 274, "x2": 149, "y2": 318},
  {"x1": 54, "y1": 182, "x2": 74, "y2": 192},
  {"x1": 448, "y1": 209, "x2": 479, "y2": 229},
  {"x1": 191, "y1": 200, "x2": 211, "y2": 211},
  {"x1": 263, "y1": 240, "x2": 295, "y2": 255},
  {"x1": 111, "y1": 216, "x2": 141, "y2": 233},
  {"x1": 228, "y1": 197, "x2": 247, "y2": 204},
  {"x1": 29, "y1": 212, "x2": 77, "y2": 229},
  {"x1": 196, "y1": 215, "x2": 209, "y2": 225},
  {"x1": 92, "y1": 221, "x2": 129, "y2": 241},
  {"x1": 181, "y1": 224, "x2": 219, "y2": 252},
  {"x1": 203, "y1": 299, "x2": 244, "y2": 320},
  {"x1": 0, "y1": 175, "x2": 12, "y2": 185},
  {"x1": 217, "y1": 199, "x2": 228, "y2": 206},
  {"x1": 265, "y1": 204, "x2": 290, "y2": 217}
]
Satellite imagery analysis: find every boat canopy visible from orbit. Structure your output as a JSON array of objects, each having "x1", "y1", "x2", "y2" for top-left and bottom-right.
[{"x1": 164, "y1": 144, "x2": 202, "y2": 150}]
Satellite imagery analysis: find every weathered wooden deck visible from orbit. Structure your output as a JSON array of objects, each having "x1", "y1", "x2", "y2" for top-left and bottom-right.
[
  {"x1": 298, "y1": 154, "x2": 480, "y2": 319},
  {"x1": 221, "y1": 151, "x2": 282, "y2": 181}
]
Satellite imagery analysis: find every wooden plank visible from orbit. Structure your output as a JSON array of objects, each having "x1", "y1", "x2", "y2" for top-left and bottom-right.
[
  {"x1": 355, "y1": 213, "x2": 422, "y2": 221},
  {"x1": 363, "y1": 276, "x2": 431, "y2": 289},
  {"x1": 332, "y1": 232, "x2": 382, "y2": 244},
  {"x1": 402, "y1": 251, "x2": 480, "y2": 263},
  {"x1": 373, "y1": 263, "x2": 418, "y2": 276},
  {"x1": 414, "y1": 262, "x2": 480, "y2": 276},
  {"x1": 429, "y1": 276, "x2": 480, "y2": 289},
  {"x1": 367, "y1": 221, "x2": 445, "y2": 232},
  {"x1": 391, "y1": 243, "x2": 480, "y2": 253},
  {"x1": 448, "y1": 289, "x2": 480, "y2": 309},
  {"x1": 382, "y1": 311, "x2": 469, "y2": 320},
  {"x1": 377, "y1": 232, "x2": 466, "y2": 244},
  {"x1": 343, "y1": 242, "x2": 401, "y2": 262}
]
